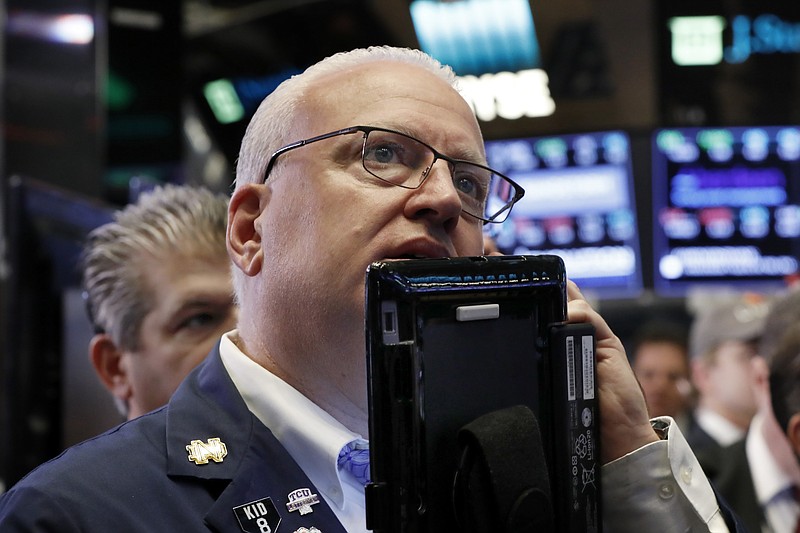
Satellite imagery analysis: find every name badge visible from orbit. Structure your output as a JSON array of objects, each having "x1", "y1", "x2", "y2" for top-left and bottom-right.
[{"x1": 233, "y1": 497, "x2": 281, "y2": 533}]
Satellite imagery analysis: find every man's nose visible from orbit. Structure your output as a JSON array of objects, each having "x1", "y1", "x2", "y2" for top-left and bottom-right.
[{"x1": 405, "y1": 159, "x2": 464, "y2": 224}]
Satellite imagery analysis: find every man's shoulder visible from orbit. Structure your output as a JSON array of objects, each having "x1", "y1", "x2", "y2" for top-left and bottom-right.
[
  {"x1": 710, "y1": 439, "x2": 750, "y2": 487},
  {"x1": 710, "y1": 439, "x2": 763, "y2": 533},
  {"x1": 0, "y1": 343, "x2": 307, "y2": 531},
  {"x1": 0, "y1": 407, "x2": 172, "y2": 530},
  {"x1": 13, "y1": 407, "x2": 168, "y2": 491}
]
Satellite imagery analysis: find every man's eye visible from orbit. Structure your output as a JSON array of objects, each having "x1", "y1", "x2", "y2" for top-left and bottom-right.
[
  {"x1": 455, "y1": 176, "x2": 477, "y2": 197},
  {"x1": 453, "y1": 169, "x2": 489, "y2": 201},
  {"x1": 365, "y1": 142, "x2": 408, "y2": 166},
  {"x1": 371, "y1": 144, "x2": 397, "y2": 164},
  {"x1": 179, "y1": 313, "x2": 216, "y2": 330}
]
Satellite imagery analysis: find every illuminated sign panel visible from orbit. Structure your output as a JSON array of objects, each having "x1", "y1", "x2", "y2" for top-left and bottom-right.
[
  {"x1": 669, "y1": 16, "x2": 726, "y2": 66},
  {"x1": 651, "y1": 126, "x2": 800, "y2": 295},
  {"x1": 457, "y1": 69, "x2": 555, "y2": 121},
  {"x1": 657, "y1": 0, "x2": 800, "y2": 127},
  {"x1": 6, "y1": 12, "x2": 95, "y2": 44},
  {"x1": 725, "y1": 14, "x2": 800, "y2": 63},
  {"x1": 484, "y1": 130, "x2": 642, "y2": 298},
  {"x1": 410, "y1": 0, "x2": 540, "y2": 76},
  {"x1": 203, "y1": 70, "x2": 299, "y2": 125},
  {"x1": 410, "y1": 0, "x2": 553, "y2": 121},
  {"x1": 669, "y1": 14, "x2": 800, "y2": 66}
]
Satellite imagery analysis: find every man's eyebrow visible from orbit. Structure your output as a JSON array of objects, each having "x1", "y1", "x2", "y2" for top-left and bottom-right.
[
  {"x1": 168, "y1": 294, "x2": 234, "y2": 315},
  {"x1": 373, "y1": 123, "x2": 486, "y2": 163},
  {"x1": 452, "y1": 146, "x2": 486, "y2": 164}
]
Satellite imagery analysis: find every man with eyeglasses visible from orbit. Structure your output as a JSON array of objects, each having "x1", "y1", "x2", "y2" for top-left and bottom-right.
[
  {"x1": 261, "y1": 125, "x2": 524, "y2": 224},
  {"x1": 0, "y1": 46, "x2": 742, "y2": 532}
]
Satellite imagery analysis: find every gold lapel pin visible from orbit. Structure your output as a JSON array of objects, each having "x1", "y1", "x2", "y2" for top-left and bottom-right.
[{"x1": 186, "y1": 437, "x2": 228, "y2": 465}]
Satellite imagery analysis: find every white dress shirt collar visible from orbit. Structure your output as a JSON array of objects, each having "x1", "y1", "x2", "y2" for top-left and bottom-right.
[
  {"x1": 695, "y1": 406, "x2": 746, "y2": 446},
  {"x1": 746, "y1": 412, "x2": 800, "y2": 533},
  {"x1": 747, "y1": 413, "x2": 794, "y2": 506},
  {"x1": 218, "y1": 331, "x2": 362, "y2": 510}
]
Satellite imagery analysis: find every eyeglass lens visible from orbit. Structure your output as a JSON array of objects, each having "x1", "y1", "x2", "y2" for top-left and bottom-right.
[{"x1": 360, "y1": 129, "x2": 516, "y2": 221}]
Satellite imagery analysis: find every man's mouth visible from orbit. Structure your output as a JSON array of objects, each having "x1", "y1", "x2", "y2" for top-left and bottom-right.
[{"x1": 382, "y1": 240, "x2": 453, "y2": 261}]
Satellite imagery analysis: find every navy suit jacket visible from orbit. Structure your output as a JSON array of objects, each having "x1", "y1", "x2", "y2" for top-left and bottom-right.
[
  {"x1": 0, "y1": 345, "x2": 347, "y2": 532},
  {"x1": 0, "y1": 343, "x2": 753, "y2": 533},
  {"x1": 702, "y1": 438, "x2": 764, "y2": 533},
  {"x1": 685, "y1": 415, "x2": 725, "y2": 468}
]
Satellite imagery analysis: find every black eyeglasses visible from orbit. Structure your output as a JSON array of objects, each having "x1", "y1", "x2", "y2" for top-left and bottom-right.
[{"x1": 262, "y1": 125, "x2": 525, "y2": 223}]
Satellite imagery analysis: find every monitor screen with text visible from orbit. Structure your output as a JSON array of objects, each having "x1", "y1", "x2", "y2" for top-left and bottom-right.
[
  {"x1": 484, "y1": 130, "x2": 643, "y2": 299},
  {"x1": 651, "y1": 125, "x2": 800, "y2": 295}
]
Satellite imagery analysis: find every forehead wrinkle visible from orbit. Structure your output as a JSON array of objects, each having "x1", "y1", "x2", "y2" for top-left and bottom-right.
[{"x1": 307, "y1": 63, "x2": 485, "y2": 161}]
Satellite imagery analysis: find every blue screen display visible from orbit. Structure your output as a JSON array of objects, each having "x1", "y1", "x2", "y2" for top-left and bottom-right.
[
  {"x1": 484, "y1": 131, "x2": 643, "y2": 299},
  {"x1": 652, "y1": 126, "x2": 800, "y2": 295},
  {"x1": 409, "y1": 0, "x2": 541, "y2": 76}
]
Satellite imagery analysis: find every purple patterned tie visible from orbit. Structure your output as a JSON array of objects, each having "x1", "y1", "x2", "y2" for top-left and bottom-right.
[{"x1": 338, "y1": 442, "x2": 371, "y2": 486}]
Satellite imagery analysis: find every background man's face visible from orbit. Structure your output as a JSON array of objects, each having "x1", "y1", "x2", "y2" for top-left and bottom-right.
[
  {"x1": 123, "y1": 250, "x2": 236, "y2": 418},
  {"x1": 633, "y1": 341, "x2": 691, "y2": 418}
]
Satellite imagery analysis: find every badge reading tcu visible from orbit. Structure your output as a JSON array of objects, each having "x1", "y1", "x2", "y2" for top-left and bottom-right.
[
  {"x1": 285, "y1": 488, "x2": 320, "y2": 515},
  {"x1": 233, "y1": 497, "x2": 281, "y2": 533},
  {"x1": 186, "y1": 437, "x2": 228, "y2": 465}
]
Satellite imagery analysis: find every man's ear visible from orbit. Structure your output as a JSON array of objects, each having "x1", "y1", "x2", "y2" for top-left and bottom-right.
[
  {"x1": 749, "y1": 356, "x2": 771, "y2": 406},
  {"x1": 690, "y1": 358, "x2": 709, "y2": 392},
  {"x1": 788, "y1": 413, "x2": 800, "y2": 456},
  {"x1": 228, "y1": 183, "x2": 269, "y2": 277},
  {"x1": 88, "y1": 334, "x2": 132, "y2": 404}
]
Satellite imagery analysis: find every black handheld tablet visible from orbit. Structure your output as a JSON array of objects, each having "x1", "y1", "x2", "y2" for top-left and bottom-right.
[{"x1": 364, "y1": 255, "x2": 601, "y2": 533}]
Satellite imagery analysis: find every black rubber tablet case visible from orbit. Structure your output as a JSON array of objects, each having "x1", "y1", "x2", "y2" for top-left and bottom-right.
[{"x1": 364, "y1": 255, "x2": 601, "y2": 533}]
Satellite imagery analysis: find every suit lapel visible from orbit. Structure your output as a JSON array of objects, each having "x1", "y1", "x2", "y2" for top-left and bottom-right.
[
  {"x1": 164, "y1": 346, "x2": 347, "y2": 532},
  {"x1": 205, "y1": 421, "x2": 347, "y2": 532},
  {"x1": 713, "y1": 439, "x2": 765, "y2": 533}
]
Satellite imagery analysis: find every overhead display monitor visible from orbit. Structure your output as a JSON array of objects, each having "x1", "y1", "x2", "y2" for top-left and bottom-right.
[
  {"x1": 656, "y1": 1, "x2": 800, "y2": 126},
  {"x1": 484, "y1": 130, "x2": 643, "y2": 299},
  {"x1": 409, "y1": 0, "x2": 555, "y2": 121},
  {"x1": 409, "y1": 0, "x2": 540, "y2": 76},
  {"x1": 651, "y1": 125, "x2": 800, "y2": 295},
  {"x1": 196, "y1": 69, "x2": 299, "y2": 161}
]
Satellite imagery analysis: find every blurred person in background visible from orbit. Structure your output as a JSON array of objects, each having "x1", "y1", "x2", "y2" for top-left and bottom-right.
[
  {"x1": 630, "y1": 320, "x2": 694, "y2": 432},
  {"x1": 767, "y1": 323, "x2": 800, "y2": 532},
  {"x1": 704, "y1": 290, "x2": 800, "y2": 533},
  {"x1": 686, "y1": 296, "x2": 768, "y2": 461},
  {"x1": 82, "y1": 184, "x2": 237, "y2": 420}
]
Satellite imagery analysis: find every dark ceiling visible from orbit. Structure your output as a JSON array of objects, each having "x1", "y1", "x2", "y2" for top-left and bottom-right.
[{"x1": 183, "y1": 0, "x2": 413, "y2": 87}]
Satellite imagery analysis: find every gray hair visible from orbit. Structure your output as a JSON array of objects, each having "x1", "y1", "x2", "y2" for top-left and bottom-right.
[
  {"x1": 81, "y1": 184, "x2": 230, "y2": 351},
  {"x1": 231, "y1": 46, "x2": 458, "y2": 299}
]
